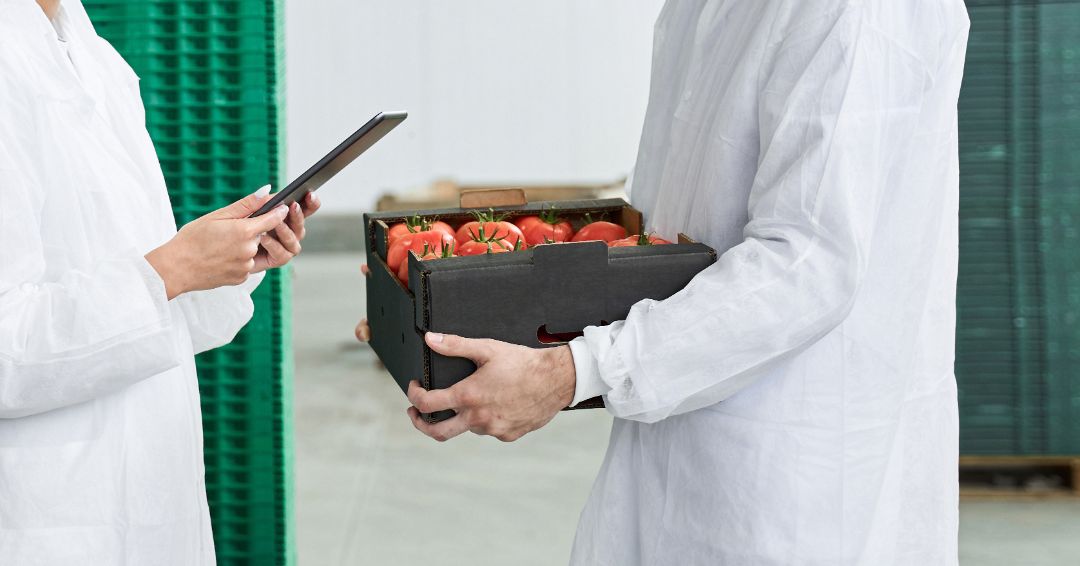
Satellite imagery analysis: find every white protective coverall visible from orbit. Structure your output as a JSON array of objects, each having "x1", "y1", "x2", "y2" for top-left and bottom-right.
[
  {"x1": 0, "y1": 1, "x2": 262, "y2": 563},
  {"x1": 568, "y1": 2, "x2": 969, "y2": 565}
]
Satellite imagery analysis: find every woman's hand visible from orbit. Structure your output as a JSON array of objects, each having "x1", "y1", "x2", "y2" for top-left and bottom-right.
[
  {"x1": 251, "y1": 192, "x2": 321, "y2": 273},
  {"x1": 146, "y1": 189, "x2": 289, "y2": 299}
]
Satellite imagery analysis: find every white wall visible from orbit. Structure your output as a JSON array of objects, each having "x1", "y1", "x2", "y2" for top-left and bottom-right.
[{"x1": 285, "y1": 1, "x2": 666, "y2": 213}]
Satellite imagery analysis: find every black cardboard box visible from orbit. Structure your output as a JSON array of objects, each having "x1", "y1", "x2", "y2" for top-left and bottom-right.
[{"x1": 364, "y1": 190, "x2": 716, "y2": 421}]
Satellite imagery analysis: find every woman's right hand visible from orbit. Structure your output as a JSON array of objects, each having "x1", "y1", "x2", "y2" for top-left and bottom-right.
[{"x1": 146, "y1": 190, "x2": 290, "y2": 299}]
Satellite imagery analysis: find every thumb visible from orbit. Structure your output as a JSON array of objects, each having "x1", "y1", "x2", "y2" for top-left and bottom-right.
[
  {"x1": 214, "y1": 184, "x2": 273, "y2": 219},
  {"x1": 425, "y1": 333, "x2": 491, "y2": 363}
]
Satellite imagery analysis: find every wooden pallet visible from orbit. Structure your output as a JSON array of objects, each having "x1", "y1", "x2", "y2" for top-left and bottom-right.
[{"x1": 960, "y1": 456, "x2": 1080, "y2": 499}]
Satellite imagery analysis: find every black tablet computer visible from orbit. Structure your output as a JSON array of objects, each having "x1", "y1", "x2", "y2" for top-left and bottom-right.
[{"x1": 250, "y1": 111, "x2": 407, "y2": 217}]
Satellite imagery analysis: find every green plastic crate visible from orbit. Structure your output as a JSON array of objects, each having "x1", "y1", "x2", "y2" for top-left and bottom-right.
[
  {"x1": 957, "y1": 0, "x2": 1080, "y2": 456},
  {"x1": 84, "y1": 1, "x2": 293, "y2": 564}
]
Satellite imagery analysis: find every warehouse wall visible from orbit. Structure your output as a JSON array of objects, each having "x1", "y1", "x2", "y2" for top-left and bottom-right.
[{"x1": 285, "y1": 1, "x2": 666, "y2": 213}]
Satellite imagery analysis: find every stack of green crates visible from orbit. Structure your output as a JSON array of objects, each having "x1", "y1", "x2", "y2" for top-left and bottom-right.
[
  {"x1": 957, "y1": 0, "x2": 1080, "y2": 455},
  {"x1": 84, "y1": 1, "x2": 293, "y2": 564}
]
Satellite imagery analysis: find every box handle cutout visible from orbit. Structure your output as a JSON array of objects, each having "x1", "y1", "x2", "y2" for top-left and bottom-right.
[{"x1": 536, "y1": 321, "x2": 609, "y2": 345}]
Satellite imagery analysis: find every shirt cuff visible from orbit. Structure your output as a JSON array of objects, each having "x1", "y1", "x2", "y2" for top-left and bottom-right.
[{"x1": 568, "y1": 337, "x2": 611, "y2": 406}]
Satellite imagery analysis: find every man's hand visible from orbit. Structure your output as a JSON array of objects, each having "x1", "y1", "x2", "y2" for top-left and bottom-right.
[{"x1": 406, "y1": 332, "x2": 576, "y2": 442}]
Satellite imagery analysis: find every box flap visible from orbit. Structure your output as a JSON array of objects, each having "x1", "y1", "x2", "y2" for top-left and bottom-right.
[{"x1": 533, "y1": 241, "x2": 609, "y2": 334}]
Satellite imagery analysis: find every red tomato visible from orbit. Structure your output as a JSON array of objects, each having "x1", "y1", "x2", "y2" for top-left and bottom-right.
[
  {"x1": 387, "y1": 222, "x2": 411, "y2": 245},
  {"x1": 515, "y1": 207, "x2": 575, "y2": 244},
  {"x1": 455, "y1": 209, "x2": 525, "y2": 246},
  {"x1": 457, "y1": 238, "x2": 516, "y2": 256},
  {"x1": 388, "y1": 215, "x2": 455, "y2": 247},
  {"x1": 608, "y1": 233, "x2": 673, "y2": 247},
  {"x1": 456, "y1": 213, "x2": 529, "y2": 256},
  {"x1": 387, "y1": 231, "x2": 454, "y2": 272},
  {"x1": 571, "y1": 221, "x2": 627, "y2": 243},
  {"x1": 398, "y1": 241, "x2": 456, "y2": 285},
  {"x1": 524, "y1": 220, "x2": 574, "y2": 245},
  {"x1": 430, "y1": 220, "x2": 455, "y2": 239},
  {"x1": 456, "y1": 221, "x2": 524, "y2": 247},
  {"x1": 514, "y1": 216, "x2": 545, "y2": 234}
]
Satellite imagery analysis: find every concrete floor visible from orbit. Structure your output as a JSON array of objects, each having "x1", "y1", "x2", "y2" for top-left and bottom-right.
[{"x1": 291, "y1": 253, "x2": 1080, "y2": 566}]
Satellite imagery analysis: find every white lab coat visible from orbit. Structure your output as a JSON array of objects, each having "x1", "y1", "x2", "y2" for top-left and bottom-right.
[
  {"x1": 568, "y1": 2, "x2": 969, "y2": 564},
  {"x1": 0, "y1": 1, "x2": 262, "y2": 563}
]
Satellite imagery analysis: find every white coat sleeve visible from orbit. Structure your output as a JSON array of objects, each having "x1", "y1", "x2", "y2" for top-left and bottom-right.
[
  {"x1": 0, "y1": 167, "x2": 182, "y2": 420},
  {"x1": 175, "y1": 272, "x2": 265, "y2": 355},
  {"x1": 569, "y1": 12, "x2": 931, "y2": 422}
]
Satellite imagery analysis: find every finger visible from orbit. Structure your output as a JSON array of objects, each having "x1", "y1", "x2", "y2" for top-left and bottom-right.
[
  {"x1": 424, "y1": 333, "x2": 492, "y2": 364},
  {"x1": 287, "y1": 201, "x2": 303, "y2": 227},
  {"x1": 301, "y1": 192, "x2": 321, "y2": 218},
  {"x1": 407, "y1": 379, "x2": 461, "y2": 414},
  {"x1": 354, "y1": 318, "x2": 371, "y2": 342},
  {"x1": 408, "y1": 406, "x2": 470, "y2": 442},
  {"x1": 287, "y1": 202, "x2": 307, "y2": 241},
  {"x1": 273, "y1": 219, "x2": 302, "y2": 255},
  {"x1": 361, "y1": 264, "x2": 371, "y2": 277},
  {"x1": 215, "y1": 184, "x2": 272, "y2": 218},
  {"x1": 259, "y1": 234, "x2": 292, "y2": 266},
  {"x1": 244, "y1": 205, "x2": 289, "y2": 235}
]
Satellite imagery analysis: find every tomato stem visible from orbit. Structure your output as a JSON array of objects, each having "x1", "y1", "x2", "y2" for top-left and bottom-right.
[
  {"x1": 582, "y1": 211, "x2": 610, "y2": 225},
  {"x1": 467, "y1": 224, "x2": 507, "y2": 244},
  {"x1": 404, "y1": 214, "x2": 435, "y2": 234},
  {"x1": 470, "y1": 208, "x2": 508, "y2": 224},
  {"x1": 540, "y1": 205, "x2": 563, "y2": 226}
]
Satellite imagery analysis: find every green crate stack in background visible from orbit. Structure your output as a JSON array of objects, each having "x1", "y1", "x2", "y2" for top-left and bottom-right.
[
  {"x1": 84, "y1": 1, "x2": 294, "y2": 564},
  {"x1": 957, "y1": 0, "x2": 1080, "y2": 455}
]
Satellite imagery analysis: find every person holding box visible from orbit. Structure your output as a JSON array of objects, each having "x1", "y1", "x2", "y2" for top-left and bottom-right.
[{"x1": 361, "y1": 1, "x2": 969, "y2": 564}]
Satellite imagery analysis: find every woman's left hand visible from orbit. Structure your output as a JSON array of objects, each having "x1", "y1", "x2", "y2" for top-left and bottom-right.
[{"x1": 252, "y1": 192, "x2": 321, "y2": 273}]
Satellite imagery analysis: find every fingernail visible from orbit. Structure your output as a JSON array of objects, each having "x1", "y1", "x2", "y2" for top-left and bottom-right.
[
  {"x1": 255, "y1": 184, "x2": 271, "y2": 198},
  {"x1": 276, "y1": 205, "x2": 289, "y2": 217},
  {"x1": 427, "y1": 332, "x2": 444, "y2": 344}
]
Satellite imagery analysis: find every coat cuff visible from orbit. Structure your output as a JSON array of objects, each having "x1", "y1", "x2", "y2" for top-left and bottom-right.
[
  {"x1": 240, "y1": 270, "x2": 266, "y2": 295},
  {"x1": 135, "y1": 254, "x2": 172, "y2": 309},
  {"x1": 568, "y1": 337, "x2": 610, "y2": 406}
]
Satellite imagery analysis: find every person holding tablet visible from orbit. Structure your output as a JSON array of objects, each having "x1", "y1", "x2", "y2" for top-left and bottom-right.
[{"x1": 0, "y1": 1, "x2": 317, "y2": 563}]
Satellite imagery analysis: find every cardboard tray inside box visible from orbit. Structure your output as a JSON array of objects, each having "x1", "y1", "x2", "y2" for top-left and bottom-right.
[{"x1": 364, "y1": 193, "x2": 717, "y2": 422}]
